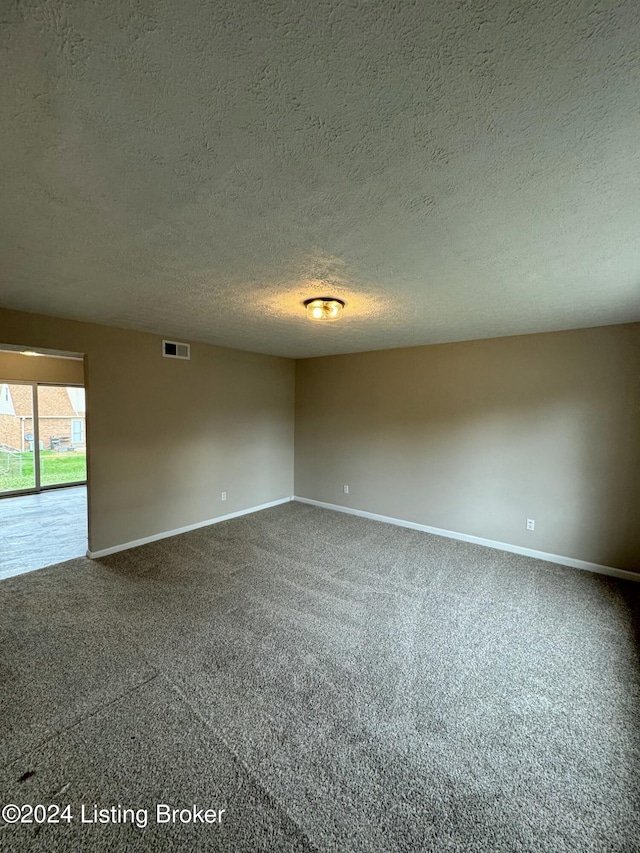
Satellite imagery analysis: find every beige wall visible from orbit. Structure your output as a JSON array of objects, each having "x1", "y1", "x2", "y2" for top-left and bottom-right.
[
  {"x1": 0, "y1": 351, "x2": 84, "y2": 384},
  {"x1": 295, "y1": 324, "x2": 640, "y2": 573},
  {"x1": 0, "y1": 308, "x2": 295, "y2": 553},
  {"x1": 2, "y1": 308, "x2": 637, "y2": 574}
]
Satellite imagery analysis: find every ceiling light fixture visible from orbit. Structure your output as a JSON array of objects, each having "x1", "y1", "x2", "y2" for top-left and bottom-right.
[{"x1": 304, "y1": 297, "x2": 345, "y2": 322}]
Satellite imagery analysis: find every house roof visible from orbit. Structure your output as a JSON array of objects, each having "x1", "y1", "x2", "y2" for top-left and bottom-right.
[
  {"x1": 5, "y1": 385, "x2": 80, "y2": 418},
  {"x1": 5, "y1": 384, "x2": 32, "y2": 418}
]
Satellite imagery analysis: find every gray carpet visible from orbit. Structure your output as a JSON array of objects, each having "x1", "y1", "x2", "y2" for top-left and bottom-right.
[{"x1": 1, "y1": 502, "x2": 639, "y2": 852}]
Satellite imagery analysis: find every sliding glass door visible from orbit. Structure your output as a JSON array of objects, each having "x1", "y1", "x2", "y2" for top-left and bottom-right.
[
  {"x1": 37, "y1": 385, "x2": 87, "y2": 487},
  {"x1": 0, "y1": 382, "x2": 87, "y2": 497},
  {"x1": 0, "y1": 383, "x2": 37, "y2": 494}
]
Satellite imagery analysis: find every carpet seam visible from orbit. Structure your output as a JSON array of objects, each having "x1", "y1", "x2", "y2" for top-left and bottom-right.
[
  {"x1": 159, "y1": 671, "x2": 324, "y2": 853},
  {"x1": 1, "y1": 672, "x2": 160, "y2": 773}
]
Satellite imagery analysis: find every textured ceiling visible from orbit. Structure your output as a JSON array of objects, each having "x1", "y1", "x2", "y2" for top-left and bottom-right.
[{"x1": 1, "y1": 0, "x2": 639, "y2": 358}]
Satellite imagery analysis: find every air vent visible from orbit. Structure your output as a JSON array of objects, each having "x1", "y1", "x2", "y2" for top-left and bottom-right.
[{"x1": 162, "y1": 340, "x2": 190, "y2": 360}]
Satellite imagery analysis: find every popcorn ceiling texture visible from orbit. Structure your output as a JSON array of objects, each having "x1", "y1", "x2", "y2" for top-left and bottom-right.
[{"x1": 0, "y1": 0, "x2": 639, "y2": 358}]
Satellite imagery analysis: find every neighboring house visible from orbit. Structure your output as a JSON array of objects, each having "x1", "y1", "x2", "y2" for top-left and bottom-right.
[{"x1": 0, "y1": 384, "x2": 86, "y2": 452}]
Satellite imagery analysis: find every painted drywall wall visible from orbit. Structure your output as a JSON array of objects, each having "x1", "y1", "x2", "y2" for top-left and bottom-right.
[
  {"x1": 0, "y1": 351, "x2": 84, "y2": 384},
  {"x1": 0, "y1": 308, "x2": 294, "y2": 552},
  {"x1": 295, "y1": 324, "x2": 640, "y2": 573}
]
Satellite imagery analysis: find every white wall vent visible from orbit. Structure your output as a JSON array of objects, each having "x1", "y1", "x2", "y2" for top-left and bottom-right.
[{"x1": 162, "y1": 340, "x2": 190, "y2": 360}]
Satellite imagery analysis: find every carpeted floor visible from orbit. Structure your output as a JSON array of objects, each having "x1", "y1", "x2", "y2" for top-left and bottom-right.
[{"x1": 1, "y1": 501, "x2": 639, "y2": 852}]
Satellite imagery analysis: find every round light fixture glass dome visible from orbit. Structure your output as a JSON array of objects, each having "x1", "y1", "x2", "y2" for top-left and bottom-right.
[{"x1": 304, "y1": 297, "x2": 345, "y2": 322}]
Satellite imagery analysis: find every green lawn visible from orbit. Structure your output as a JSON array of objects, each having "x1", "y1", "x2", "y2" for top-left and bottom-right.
[{"x1": 0, "y1": 450, "x2": 87, "y2": 493}]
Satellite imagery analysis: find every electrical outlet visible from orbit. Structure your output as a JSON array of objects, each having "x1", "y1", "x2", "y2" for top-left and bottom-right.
[
  {"x1": 526, "y1": 518, "x2": 535, "y2": 531},
  {"x1": 343, "y1": 484, "x2": 349, "y2": 494},
  {"x1": 221, "y1": 491, "x2": 227, "y2": 501}
]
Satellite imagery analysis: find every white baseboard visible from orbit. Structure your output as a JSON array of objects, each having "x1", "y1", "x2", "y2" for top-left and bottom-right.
[
  {"x1": 87, "y1": 497, "x2": 292, "y2": 559},
  {"x1": 293, "y1": 496, "x2": 640, "y2": 583}
]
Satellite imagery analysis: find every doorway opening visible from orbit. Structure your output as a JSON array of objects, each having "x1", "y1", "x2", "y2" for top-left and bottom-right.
[{"x1": 0, "y1": 347, "x2": 88, "y2": 579}]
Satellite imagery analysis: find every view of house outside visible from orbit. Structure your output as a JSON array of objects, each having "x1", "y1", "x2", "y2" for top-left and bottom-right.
[{"x1": 0, "y1": 383, "x2": 87, "y2": 493}]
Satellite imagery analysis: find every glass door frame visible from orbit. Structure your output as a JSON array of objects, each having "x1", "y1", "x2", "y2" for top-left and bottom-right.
[{"x1": 0, "y1": 379, "x2": 87, "y2": 499}]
